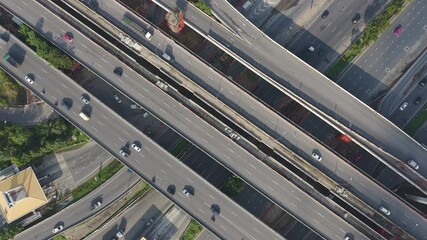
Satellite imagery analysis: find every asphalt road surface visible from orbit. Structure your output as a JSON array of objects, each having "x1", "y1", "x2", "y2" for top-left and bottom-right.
[
  {"x1": 287, "y1": 0, "x2": 388, "y2": 72},
  {"x1": 2, "y1": 1, "x2": 372, "y2": 239},
  {"x1": 378, "y1": 50, "x2": 427, "y2": 126},
  {"x1": 88, "y1": 189, "x2": 185, "y2": 240},
  {"x1": 154, "y1": 0, "x2": 427, "y2": 193},
  {"x1": 0, "y1": 20, "x2": 283, "y2": 240},
  {"x1": 15, "y1": 167, "x2": 139, "y2": 240},
  {"x1": 82, "y1": 0, "x2": 426, "y2": 237},
  {"x1": 338, "y1": 0, "x2": 427, "y2": 104}
]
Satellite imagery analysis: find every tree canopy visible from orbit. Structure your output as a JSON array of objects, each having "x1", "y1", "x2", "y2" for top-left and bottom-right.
[{"x1": 18, "y1": 25, "x2": 75, "y2": 70}]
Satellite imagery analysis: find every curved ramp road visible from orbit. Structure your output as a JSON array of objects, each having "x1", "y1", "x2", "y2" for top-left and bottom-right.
[{"x1": 1, "y1": 0, "x2": 367, "y2": 239}]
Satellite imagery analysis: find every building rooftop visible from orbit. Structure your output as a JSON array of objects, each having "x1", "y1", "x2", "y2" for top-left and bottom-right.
[{"x1": 0, "y1": 167, "x2": 48, "y2": 223}]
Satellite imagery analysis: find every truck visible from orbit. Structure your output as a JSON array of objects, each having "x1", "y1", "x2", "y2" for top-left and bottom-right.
[
  {"x1": 3, "y1": 54, "x2": 20, "y2": 68},
  {"x1": 119, "y1": 32, "x2": 142, "y2": 51}
]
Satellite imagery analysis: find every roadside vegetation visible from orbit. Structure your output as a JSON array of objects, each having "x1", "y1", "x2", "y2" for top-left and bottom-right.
[
  {"x1": 181, "y1": 219, "x2": 203, "y2": 240},
  {"x1": 0, "y1": 118, "x2": 90, "y2": 168},
  {"x1": 70, "y1": 160, "x2": 123, "y2": 202},
  {"x1": 170, "y1": 138, "x2": 191, "y2": 157},
  {"x1": 326, "y1": 0, "x2": 410, "y2": 80},
  {"x1": 221, "y1": 175, "x2": 245, "y2": 196},
  {"x1": 188, "y1": 0, "x2": 213, "y2": 17},
  {"x1": 0, "y1": 224, "x2": 22, "y2": 240},
  {"x1": 0, "y1": 69, "x2": 26, "y2": 107},
  {"x1": 17, "y1": 25, "x2": 75, "y2": 70},
  {"x1": 404, "y1": 103, "x2": 427, "y2": 136}
]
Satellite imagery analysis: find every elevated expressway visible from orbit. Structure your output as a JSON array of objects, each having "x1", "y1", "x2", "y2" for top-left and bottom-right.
[
  {"x1": 0, "y1": 0, "x2": 368, "y2": 239},
  {"x1": 153, "y1": 0, "x2": 427, "y2": 196}
]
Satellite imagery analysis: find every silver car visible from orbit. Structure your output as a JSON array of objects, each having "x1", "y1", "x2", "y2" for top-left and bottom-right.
[
  {"x1": 408, "y1": 159, "x2": 419, "y2": 170},
  {"x1": 25, "y1": 75, "x2": 34, "y2": 84},
  {"x1": 399, "y1": 102, "x2": 408, "y2": 111}
]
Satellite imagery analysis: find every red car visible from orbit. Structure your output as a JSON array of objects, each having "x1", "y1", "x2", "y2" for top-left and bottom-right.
[
  {"x1": 393, "y1": 25, "x2": 403, "y2": 36},
  {"x1": 63, "y1": 33, "x2": 73, "y2": 42}
]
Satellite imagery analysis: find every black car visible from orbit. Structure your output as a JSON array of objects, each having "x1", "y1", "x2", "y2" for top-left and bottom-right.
[
  {"x1": 167, "y1": 184, "x2": 176, "y2": 195},
  {"x1": 113, "y1": 67, "x2": 123, "y2": 77},
  {"x1": 414, "y1": 97, "x2": 422, "y2": 105},
  {"x1": 352, "y1": 13, "x2": 361, "y2": 24},
  {"x1": 61, "y1": 100, "x2": 71, "y2": 110},
  {"x1": 321, "y1": 10, "x2": 329, "y2": 19},
  {"x1": 419, "y1": 78, "x2": 427, "y2": 87}
]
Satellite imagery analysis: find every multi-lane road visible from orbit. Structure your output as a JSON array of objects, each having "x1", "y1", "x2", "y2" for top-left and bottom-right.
[
  {"x1": 154, "y1": 0, "x2": 427, "y2": 193},
  {"x1": 1, "y1": 0, "x2": 370, "y2": 238},
  {"x1": 338, "y1": 0, "x2": 427, "y2": 103},
  {"x1": 0, "y1": 21, "x2": 283, "y2": 240},
  {"x1": 71, "y1": 0, "x2": 426, "y2": 237}
]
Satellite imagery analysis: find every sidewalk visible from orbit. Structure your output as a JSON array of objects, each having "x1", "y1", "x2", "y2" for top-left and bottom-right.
[{"x1": 0, "y1": 102, "x2": 57, "y2": 126}]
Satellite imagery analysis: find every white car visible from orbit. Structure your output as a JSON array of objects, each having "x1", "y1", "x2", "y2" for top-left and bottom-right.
[
  {"x1": 119, "y1": 149, "x2": 128, "y2": 157},
  {"x1": 311, "y1": 151, "x2": 322, "y2": 161},
  {"x1": 25, "y1": 75, "x2": 34, "y2": 84},
  {"x1": 183, "y1": 188, "x2": 192, "y2": 198},
  {"x1": 379, "y1": 206, "x2": 391, "y2": 216},
  {"x1": 113, "y1": 94, "x2": 122, "y2": 103},
  {"x1": 407, "y1": 159, "x2": 419, "y2": 170},
  {"x1": 52, "y1": 224, "x2": 64, "y2": 233},
  {"x1": 81, "y1": 95, "x2": 90, "y2": 104},
  {"x1": 92, "y1": 201, "x2": 101, "y2": 210},
  {"x1": 399, "y1": 102, "x2": 408, "y2": 111},
  {"x1": 132, "y1": 143, "x2": 141, "y2": 152}
]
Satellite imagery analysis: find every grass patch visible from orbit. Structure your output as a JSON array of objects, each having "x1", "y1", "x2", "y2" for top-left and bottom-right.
[
  {"x1": 0, "y1": 69, "x2": 26, "y2": 107},
  {"x1": 71, "y1": 160, "x2": 123, "y2": 202},
  {"x1": 189, "y1": 0, "x2": 213, "y2": 17},
  {"x1": 404, "y1": 104, "x2": 427, "y2": 136},
  {"x1": 52, "y1": 236, "x2": 68, "y2": 240},
  {"x1": 326, "y1": 0, "x2": 410, "y2": 80},
  {"x1": 181, "y1": 219, "x2": 203, "y2": 240},
  {"x1": 170, "y1": 138, "x2": 191, "y2": 156}
]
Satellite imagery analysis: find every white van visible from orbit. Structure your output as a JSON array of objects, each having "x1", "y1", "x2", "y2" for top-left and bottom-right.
[
  {"x1": 162, "y1": 53, "x2": 173, "y2": 63},
  {"x1": 79, "y1": 111, "x2": 90, "y2": 121},
  {"x1": 145, "y1": 31, "x2": 152, "y2": 40}
]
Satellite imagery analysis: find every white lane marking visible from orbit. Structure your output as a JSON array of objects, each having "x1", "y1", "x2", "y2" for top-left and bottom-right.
[
  {"x1": 102, "y1": 114, "x2": 108, "y2": 120},
  {"x1": 202, "y1": 138, "x2": 208, "y2": 143},
  {"x1": 96, "y1": 121, "x2": 104, "y2": 126},
  {"x1": 207, "y1": 133, "x2": 214, "y2": 138},
  {"x1": 118, "y1": 137, "x2": 125, "y2": 142},
  {"x1": 271, "y1": 180, "x2": 279, "y2": 185},
  {"x1": 245, "y1": 169, "x2": 252, "y2": 175},
  {"x1": 253, "y1": 228, "x2": 260, "y2": 233},
  {"x1": 187, "y1": 178, "x2": 194, "y2": 183},
  {"x1": 294, "y1": 196, "x2": 302, "y2": 202},
  {"x1": 165, "y1": 162, "x2": 172, "y2": 167},
  {"x1": 61, "y1": 83, "x2": 68, "y2": 89},
  {"x1": 198, "y1": 208, "x2": 206, "y2": 214},
  {"x1": 142, "y1": 87, "x2": 149, "y2": 93},
  {"x1": 122, "y1": 130, "x2": 130, "y2": 135},
  {"x1": 138, "y1": 93, "x2": 145, "y2": 98},
  {"x1": 228, "y1": 148, "x2": 235, "y2": 154},
  {"x1": 145, "y1": 147, "x2": 152, "y2": 152},
  {"x1": 317, "y1": 212, "x2": 325, "y2": 218},
  {"x1": 92, "y1": 127, "x2": 99, "y2": 132},
  {"x1": 81, "y1": 44, "x2": 88, "y2": 49},
  {"x1": 160, "y1": 169, "x2": 167, "y2": 175},
  {"x1": 102, "y1": 58, "x2": 108, "y2": 63},
  {"x1": 209, "y1": 194, "x2": 215, "y2": 200},
  {"x1": 96, "y1": 63, "x2": 103, "y2": 69},
  {"x1": 41, "y1": 68, "x2": 47, "y2": 73},
  {"x1": 185, "y1": 117, "x2": 192, "y2": 123},
  {"x1": 231, "y1": 211, "x2": 237, "y2": 216},
  {"x1": 250, "y1": 164, "x2": 256, "y2": 169},
  {"x1": 75, "y1": 48, "x2": 82, "y2": 54}
]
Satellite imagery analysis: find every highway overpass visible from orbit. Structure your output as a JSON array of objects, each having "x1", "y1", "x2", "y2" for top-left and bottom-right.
[
  {"x1": 0, "y1": 0, "x2": 368, "y2": 239},
  {"x1": 0, "y1": 25, "x2": 283, "y2": 240},
  {"x1": 152, "y1": 0, "x2": 427, "y2": 195},
  {"x1": 61, "y1": 0, "x2": 424, "y2": 238}
]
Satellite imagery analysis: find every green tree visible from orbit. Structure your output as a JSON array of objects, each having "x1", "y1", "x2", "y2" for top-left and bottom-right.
[
  {"x1": 18, "y1": 25, "x2": 75, "y2": 70},
  {"x1": 221, "y1": 175, "x2": 245, "y2": 196},
  {"x1": 0, "y1": 223, "x2": 23, "y2": 240}
]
